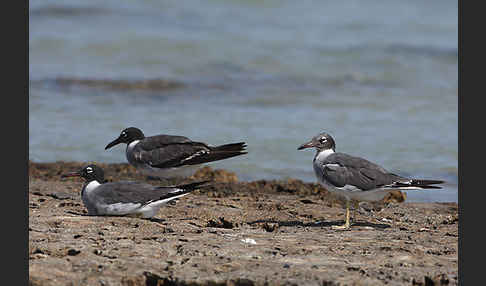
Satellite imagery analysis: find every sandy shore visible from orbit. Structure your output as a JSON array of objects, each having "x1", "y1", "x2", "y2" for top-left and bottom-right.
[{"x1": 29, "y1": 161, "x2": 458, "y2": 285}]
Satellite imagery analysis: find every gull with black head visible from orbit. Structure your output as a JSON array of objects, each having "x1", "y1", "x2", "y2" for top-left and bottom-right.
[
  {"x1": 298, "y1": 132, "x2": 444, "y2": 229},
  {"x1": 105, "y1": 127, "x2": 247, "y2": 179},
  {"x1": 61, "y1": 164, "x2": 210, "y2": 218}
]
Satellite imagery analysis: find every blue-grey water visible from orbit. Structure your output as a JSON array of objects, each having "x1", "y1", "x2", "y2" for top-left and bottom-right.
[{"x1": 29, "y1": 0, "x2": 458, "y2": 202}]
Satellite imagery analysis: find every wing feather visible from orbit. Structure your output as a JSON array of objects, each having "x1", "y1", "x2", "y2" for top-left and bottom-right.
[
  {"x1": 133, "y1": 135, "x2": 210, "y2": 168},
  {"x1": 320, "y1": 153, "x2": 405, "y2": 191},
  {"x1": 93, "y1": 182, "x2": 179, "y2": 205}
]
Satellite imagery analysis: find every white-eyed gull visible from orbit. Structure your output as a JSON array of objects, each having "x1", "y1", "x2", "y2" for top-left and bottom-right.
[
  {"x1": 105, "y1": 127, "x2": 247, "y2": 178},
  {"x1": 61, "y1": 164, "x2": 210, "y2": 218},
  {"x1": 298, "y1": 132, "x2": 444, "y2": 229}
]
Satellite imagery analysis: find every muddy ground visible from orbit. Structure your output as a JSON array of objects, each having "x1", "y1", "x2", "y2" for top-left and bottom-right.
[{"x1": 29, "y1": 161, "x2": 458, "y2": 285}]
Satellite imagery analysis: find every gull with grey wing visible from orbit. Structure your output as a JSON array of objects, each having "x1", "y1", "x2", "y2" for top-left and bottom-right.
[
  {"x1": 105, "y1": 127, "x2": 247, "y2": 178},
  {"x1": 61, "y1": 164, "x2": 210, "y2": 218},
  {"x1": 298, "y1": 132, "x2": 444, "y2": 229}
]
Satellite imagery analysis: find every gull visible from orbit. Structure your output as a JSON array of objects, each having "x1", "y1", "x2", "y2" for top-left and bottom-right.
[
  {"x1": 105, "y1": 127, "x2": 247, "y2": 178},
  {"x1": 61, "y1": 164, "x2": 210, "y2": 218},
  {"x1": 298, "y1": 132, "x2": 444, "y2": 229}
]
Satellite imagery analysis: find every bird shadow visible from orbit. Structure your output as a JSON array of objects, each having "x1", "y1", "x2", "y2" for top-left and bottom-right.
[
  {"x1": 65, "y1": 210, "x2": 89, "y2": 216},
  {"x1": 247, "y1": 219, "x2": 390, "y2": 230},
  {"x1": 64, "y1": 210, "x2": 166, "y2": 224},
  {"x1": 147, "y1": 218, "x2": 166, "y2": 224}
]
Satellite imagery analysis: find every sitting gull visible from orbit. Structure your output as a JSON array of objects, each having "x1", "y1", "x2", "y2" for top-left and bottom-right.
[
  {"x1": 105, "y1": 127, "x2": 247, "y2": 178},
  {"x1": 61, "y1": 164, "x2": 210, "y2": 218}
]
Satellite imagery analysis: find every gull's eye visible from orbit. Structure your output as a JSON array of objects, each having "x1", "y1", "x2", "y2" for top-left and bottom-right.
[
  {"x1": 319, "y1": 137, "x2": 327, "y2": 144},
  {"x1": 121, "y1": 132, "x2": 127, "y2": 137},
  {"x1": 86, "y1": 167, "x2": 93, "y2": 173}
]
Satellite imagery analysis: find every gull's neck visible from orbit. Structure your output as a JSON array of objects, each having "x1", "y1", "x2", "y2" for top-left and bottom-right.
[
  {"x1": 126, "y1": 140, "x2": 140, "y2": 153},
  {"x1": 82, "y1": 180, "x2": 102, "y2": 197},
  {"x1": 314, "y1": 148, "x2": 335, "y2": 162}
]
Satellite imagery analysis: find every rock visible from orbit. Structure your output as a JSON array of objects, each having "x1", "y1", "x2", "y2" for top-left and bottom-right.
[
  {"x1": 50, "y1": 77, "x2": 184, "y2": 91},
  {"x1": 192, "y1": 166, "x2": 239, "y2": 183},
  {"x1": 66, "y1": 249, "x2": 81, "y2": 256}
]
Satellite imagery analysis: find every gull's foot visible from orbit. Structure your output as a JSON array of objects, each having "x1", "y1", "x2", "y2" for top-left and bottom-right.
[
  {"x1": 333, "y1": 204, "x2": 352, "y2": 230},
  {"x1": 148, "y1": 217, "x2": 166, "y2": 223},
  {"x1": 332, "y1": 222, "x2": 351, "y2": 230}
]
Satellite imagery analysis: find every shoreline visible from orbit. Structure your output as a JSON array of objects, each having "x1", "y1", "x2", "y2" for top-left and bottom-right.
[{"x1": 29, "y1": 161, "x2": 458, "y2": 285}]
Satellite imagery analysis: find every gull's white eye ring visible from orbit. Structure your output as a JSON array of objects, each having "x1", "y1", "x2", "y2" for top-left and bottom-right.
[{"x1": 86, "y1": 167, "x2": 93, "y2": 173}]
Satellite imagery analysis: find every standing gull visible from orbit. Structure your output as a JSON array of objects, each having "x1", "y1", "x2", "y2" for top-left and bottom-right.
[
  {"x1": 61, "y1": 164, "x2": 210, "y2": 218},
  {"x1": 298, "y1": 132, "x2": 444, "y2": 229},
  {"x1": 105, "y1": 127, "x2": 247, "y2": 178}
]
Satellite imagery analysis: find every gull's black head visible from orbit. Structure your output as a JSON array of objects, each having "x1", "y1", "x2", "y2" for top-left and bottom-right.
[
  {"x1": 61, "y1": 164, "x2": 105, "y2": 183},
  {"x1": 105, "y1": 127, "x2": 145, "y2": 150},
  {"x1": 297, "y1": 132, "x2": 336, "y2": 152}
]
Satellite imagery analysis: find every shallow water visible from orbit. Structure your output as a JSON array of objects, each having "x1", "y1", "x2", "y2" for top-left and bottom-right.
[{"x1": 29, "y1": 0, "x2": 458, "y2": 202}]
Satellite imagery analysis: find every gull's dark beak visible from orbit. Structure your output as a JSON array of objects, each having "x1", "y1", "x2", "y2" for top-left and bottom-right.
[
  {"x1": 105, "y1": 136, "x2": 122, "y2": 150},
  {"x1": 61, "y1": 171, "x2": 81, "y2": 179},
  {"x1": 297, "y1": 140, "x2": 314, "y2": 150}
]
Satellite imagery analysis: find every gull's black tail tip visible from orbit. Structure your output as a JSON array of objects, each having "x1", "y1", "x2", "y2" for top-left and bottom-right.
[
  {"x1": 177, "y1": 180, "x2": 212, "y2": 191},
  {"x1": 157, "y1": 180, "x2": 212, "y2": 193},
  {"x1": 182, "y1": 142, "x2": 247, "y2": 166},
  {"x1": 409, "y1": 179, "x2": 445, "y2": 189},
  {"x1": 212, "y1": 142, "x2": 247, "y2": 153},
  {"x1": 390, "y1": 178, "x2": 445, "y2": 189}
]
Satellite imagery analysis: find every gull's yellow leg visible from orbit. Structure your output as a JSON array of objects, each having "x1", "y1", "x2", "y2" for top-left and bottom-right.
[{"x1": 332, "y1": 200, "x2": 351, "y2": 230}]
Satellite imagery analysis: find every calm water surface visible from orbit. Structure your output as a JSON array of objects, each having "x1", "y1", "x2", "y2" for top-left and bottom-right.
[{"x1": 29, "y1": 0, "x2": 458, "y2": 202}]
